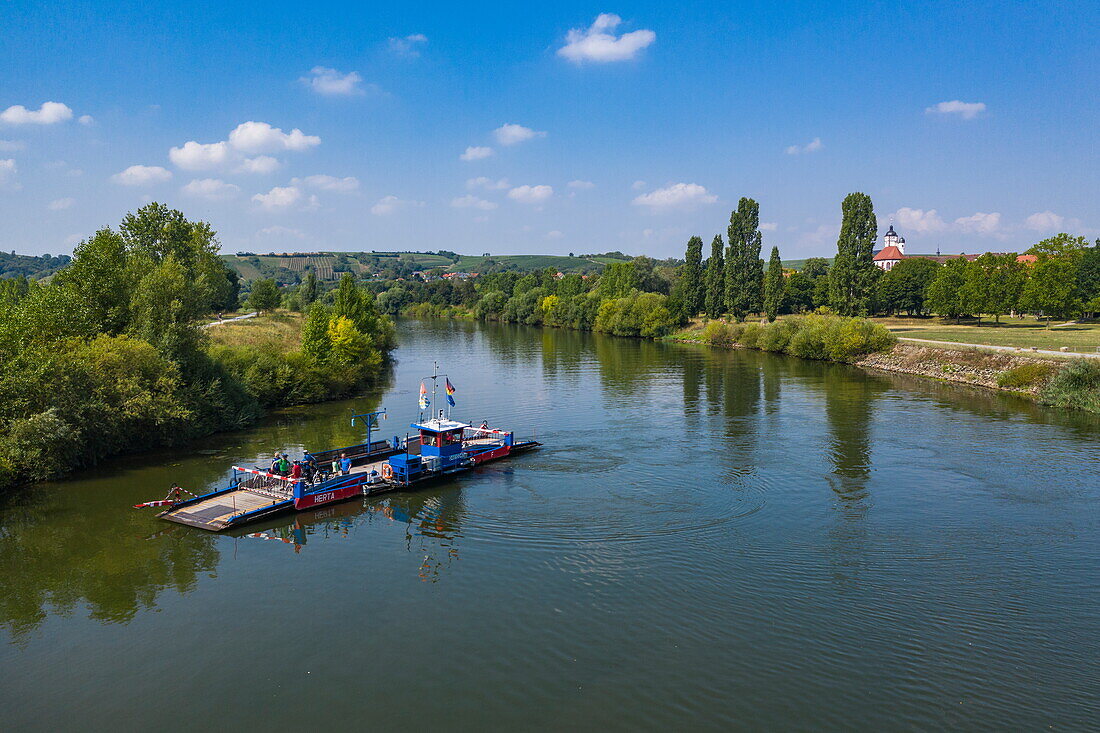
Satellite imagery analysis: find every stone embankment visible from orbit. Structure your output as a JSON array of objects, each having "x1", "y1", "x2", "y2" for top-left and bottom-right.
[{"x1": 857, "y1": 342, "x2": 1061, "y2": 395}]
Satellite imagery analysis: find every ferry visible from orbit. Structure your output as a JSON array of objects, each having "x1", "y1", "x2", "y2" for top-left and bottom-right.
[{"x1": 156, "y1": 369, "x2": 540, "y2": 531}]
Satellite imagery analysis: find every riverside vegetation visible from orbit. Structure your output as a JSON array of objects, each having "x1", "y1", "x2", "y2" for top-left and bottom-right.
[
  {"x1": 0, "y1": 204, "x2": 394, "y2": 493},
  {"x1": 374, "y1": 191, "x2": 1099, "y2": 412}
]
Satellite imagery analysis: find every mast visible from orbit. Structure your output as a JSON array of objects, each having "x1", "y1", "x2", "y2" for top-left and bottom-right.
[{"x1": 432, "y1": 360, "x2": 439, "y2": 422}]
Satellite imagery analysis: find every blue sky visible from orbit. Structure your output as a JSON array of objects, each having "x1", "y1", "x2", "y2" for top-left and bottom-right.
[{"x1": 2, "y1": 0, "x2": 1097, "y2": 259}]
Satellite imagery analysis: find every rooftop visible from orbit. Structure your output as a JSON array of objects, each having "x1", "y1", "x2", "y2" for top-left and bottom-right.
[{"x1": 411, "y1": 417, "x2": 472, "y2": 433}]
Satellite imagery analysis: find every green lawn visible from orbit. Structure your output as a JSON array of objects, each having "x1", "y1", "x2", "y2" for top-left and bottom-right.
[{"x1": 878, "y1": 316, "x2": 1100, "y2": 353}]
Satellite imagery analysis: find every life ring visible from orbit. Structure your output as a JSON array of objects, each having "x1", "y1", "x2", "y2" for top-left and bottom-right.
[{"x1": 382, "y1": 463, "x2": 394, "y2": 480}]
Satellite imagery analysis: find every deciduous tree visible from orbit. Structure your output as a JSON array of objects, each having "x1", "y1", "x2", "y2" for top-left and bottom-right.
[
  {"x1": 703, "y1": 235, "x2": 725, "y2": 318},
  {"x1": 829, "y1": 193, "x2": 878, "y2": 316},
  {"x1": 763, "y1": 246, "x2": 783, "y2": 322}
]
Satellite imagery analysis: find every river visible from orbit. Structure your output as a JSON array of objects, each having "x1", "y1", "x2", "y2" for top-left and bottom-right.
[{"x1": 2, "y1": 318, "x2": 1098, "y2": 730}]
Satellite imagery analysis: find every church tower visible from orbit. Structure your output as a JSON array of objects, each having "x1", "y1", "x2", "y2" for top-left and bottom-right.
[{"x1": 883, "y1": 224, "x2": 906, "y2": 254}]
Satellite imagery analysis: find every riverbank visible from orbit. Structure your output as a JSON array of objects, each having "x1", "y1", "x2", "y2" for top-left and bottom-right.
[{"x1": 669, "y1": 318, "x2": 1099, "y2": 411}]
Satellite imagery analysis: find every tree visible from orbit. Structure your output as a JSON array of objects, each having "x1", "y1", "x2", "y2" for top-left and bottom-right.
[
  {"x1": 248, "y1": 278, "x2": 280, "y2": 314},
  {"x1": 299, "y1": 271, "x2": 319, "y2": 307},
  {"x1": 1020, "y1": 257, "x2": 1080, "y2": 324},
  {"x1": 783, "y1": 271, "x2": 814, "y2": 313},
  {"x1": 878, "y1": 257, "x2": 939, "y2": 316},
  {"x1": 980, "y1": 253, "x2": 1026, "y2": 324},
  {"x1": 1079, "y1": 240, "x2": 1100, "y2": 316},
  {"x1": 763, "y1": 246, "x2": 783, "y2": 322},
  {"x1": 926, "y1": 257, "x2": 969, "y2": 322},
  {"x1": 598, "y1": 261, "x2": 638, "y2": 299},
  {"x1": 725, "y1": 198, "x2": 764, "y2": 320},
  {"x1": 703, "y1": 235, "x2": 725, "y2": 318},
  {"x1": 829, "y1": 193, "x2": 878, "y2": 316},
  {"x1": 681, "y1": 236, "x2": 704, "y2": 316}
]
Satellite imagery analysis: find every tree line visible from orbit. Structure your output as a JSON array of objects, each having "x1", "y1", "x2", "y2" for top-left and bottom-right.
[{"x1": 0, "y1": 203, "x2": 394, "y2": 493}]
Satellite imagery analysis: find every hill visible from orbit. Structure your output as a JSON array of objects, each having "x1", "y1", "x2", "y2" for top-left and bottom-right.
[
  {"x1": 0, "y1": 251, "x2": 72, "y2": 280},
  {"x1": 222, "y1": 250, "x2": 633, "y2": 282}
]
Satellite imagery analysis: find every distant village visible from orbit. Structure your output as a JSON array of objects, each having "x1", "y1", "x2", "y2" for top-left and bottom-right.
[{"x1": 872, "y1": 224, "x2": 1036, "y2": 271}]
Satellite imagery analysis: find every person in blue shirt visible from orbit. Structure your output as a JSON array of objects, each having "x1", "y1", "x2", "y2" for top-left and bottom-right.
[{"x1": 339, "y1": 453, "x2": 351, "y2": 475}]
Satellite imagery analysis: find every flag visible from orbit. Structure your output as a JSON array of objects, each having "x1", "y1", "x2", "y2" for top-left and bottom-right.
[
  {"x1": 447, "y1": 394, "x2": 455, "y2": 407},
  {"x1": 445, "y1": 378, "x2": 456, "y2": 395},
  {"x1": 418, "y1": 381, "x2": 429, "y2": 410}
]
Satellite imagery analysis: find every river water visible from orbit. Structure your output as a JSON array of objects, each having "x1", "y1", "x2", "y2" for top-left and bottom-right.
[{"x1": 2, "y1": 319, "x2": 1098, "y2": 730}]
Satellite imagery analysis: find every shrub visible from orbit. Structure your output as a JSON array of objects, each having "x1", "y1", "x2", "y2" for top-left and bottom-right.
[
  {"x1": 996, "y1": 363, "x2": 1057, "y2": 389},
  {"x1": 738, "y1": 323, "x2": 762, "y2": 349},
  {"x1": 702, "y1": 320, "x2": 733, "y2": 345},
  {"x1": 1039, "y1": 360, "x2": 1100, "y2": 413},
  {"x1": 757, "y1": 319, "x2": 800, "y2": 353}
]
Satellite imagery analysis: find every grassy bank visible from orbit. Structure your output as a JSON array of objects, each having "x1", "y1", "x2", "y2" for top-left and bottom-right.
[
  {"x1": 672, "y1": 315, "x2": 1100, "y2": 414},
  {"x1": 877, "y1": 316, "x2": 1100, "y2": 353}
]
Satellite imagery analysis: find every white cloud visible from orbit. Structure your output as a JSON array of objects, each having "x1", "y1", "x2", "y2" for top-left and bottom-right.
[
  {"x1": 252, "y1": 185, "x2": 303, "y2": 210},
  {"x1": 0, "y1": 140, "x2": 23, "y2": 151},
  {"x1": 236, "y1": 156, "x2": 280, "y2": 174},
  {"x1": 258, "y1": 225, "x2": 306, "y2": 239},
  {"x1": 785, "y1": 137, "x2": 823, "y2": 155},
  {"x1": 292, "y1": 174, "x2": 359, "y2": 192},
  {"x1": 111, "y1": 164, "x2": 172, "y2": 186},
  {"x1": 0, "y1": 101, "x2": 73, "y2": 125},
  {"x1": 558, "y1": 13, "x2": 656, "y2": 63},
  {"x1": 370, "y1": 195, "x2": 423, "y2": 215},
  {"x1": 508, "y1": 184, "x2": 554, "y2": 204},
  {"x1": 493, "y1": 123, "x2": 546, "y2": 146},
  {"x1": 760, "y1": 222, "x2": 778, "y2": 231},
  {"x1": 0, "y1": 159, "x2": 18, "y2": 188},
  {"x1": 78, "y1": 114, "x2": 94, "y2": 126},
  {"x1": 954, "y1": 211, "x2": 1002, "y2": 234},
  {"x1": 460, "y1": 145, "x2": 493, "y2": 161},
  {"x1": 169, "y1": 121, "x2": 319, "y2": 173},
  {"x1": 451, "y1": 194, "x2": 498, "y2": 210},
  {"x1": 228, "y1": 121, "x2": 321, "y2": 153},
  {"x1": 182, "y1": 178, "x2": 240, "y2": 200},
  {"x1": 301, "y1": 66, "x2": 364, "y2": 96},
  {"x1": 466, "y1": 176, "x2": 510, "y2": 190},
  {"x1": 631, "y1": 180, "x2": 647, "y2": 190},
  {"x1": 568, "y1": 179, "x2": 595, "y2": 189},
  {"x1": 926, "y1": 100, "x2": 986, "y2": 120},
  {"x1": 546, "y1": 230, "x2": 564, "y2": 240},
  {"x1": 1025, "y1": 210, "x2": 1065, "y2": 231},
  {"x1": 388, "y1": 34, "x2": 428, "y2": 57},
  {"x1": 169, "y1": 141, "x2": 232, "y2": 171},
  {"x1": 632, "y1": 182, "x2": 717, "y2": 211},
  {"x1": 892, "y1": 207, "x2": 946, "y2": 233},
  {"x1": 48, "y1": 197, "x2": 75, "y2": 210}
]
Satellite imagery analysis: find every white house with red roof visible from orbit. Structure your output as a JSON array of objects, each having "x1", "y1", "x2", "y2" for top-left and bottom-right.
[{"x1": 872, "y1": 225, "x2": 906, "y2": 270}]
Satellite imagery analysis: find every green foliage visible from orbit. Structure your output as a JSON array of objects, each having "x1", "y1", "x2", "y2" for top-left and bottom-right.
[
  {"x1": 698, "y1": 315, "x2": 895, "y2": 363},
  {"x1": 593, "y1": 291, "x2": 676, "y2": 338},
  {"x1": 704, "y1": 235, "x2": 725, "y2": 318},
  {"x1": 248, "y1": 278, "x2": 281, "y2": 313},
  {"x1": 877, "y1": 257, "x2": 939, "y2": 315},
  {"x1": 1019, "y1": 254, "x2": 1080, "y2": 321},
  {"x1": 597, "y1": 261, "x2": 638, "y2": 299},
  {"x1": 763, "y1": 246, "x2": 783, "y2": 322},
  {"x1": 681, "y1": 236, "x2": 704, "y2": 316},
  {"x1": 926, "y1": 257, "x2": 970, "y2": 321},
  {"x1": 996, "y1": 363, "x2": 1057, "y2": 389},
  {"x1": 1039, "y1": 360, "x2": 1100, "y2": 413},
  {"x1": 0, "y1": 204, "x2": 395, "y2": 493},
  {"x1": 725, "y1": 198, "x2": 764, "y2": 320},
  {"x1": 829, "y1": 192, "x2": 879, "y2": 316},
  {"x1": 1077, "y1": 241, "x2": 1100, "y2": 310}
]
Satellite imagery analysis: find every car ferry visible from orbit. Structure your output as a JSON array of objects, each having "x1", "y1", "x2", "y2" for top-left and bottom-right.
[{"x1": 157, "y1": 369, "x2": 539, "y2": 531}]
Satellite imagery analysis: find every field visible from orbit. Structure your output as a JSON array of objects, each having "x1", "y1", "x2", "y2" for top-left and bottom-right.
[
  {"x1": 877, "y1": 316, "x2": 1100, "y2": 353},
  {"x1": 207, "y1": 312, "x2": 303, "y2": 350},
  {"x1": 450, "y1": 254, "x2": 606, "y2": 272}
]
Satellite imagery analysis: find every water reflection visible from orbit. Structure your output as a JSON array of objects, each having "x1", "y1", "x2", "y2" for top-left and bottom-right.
[{"x1": 222, "y1": 486, "x2": 468, "y2": 582}]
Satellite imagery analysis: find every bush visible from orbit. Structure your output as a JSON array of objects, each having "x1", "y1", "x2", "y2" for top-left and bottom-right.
[
  {"x1": 1039, "y1": 360, "x2": 1100, "y2": 413},
  {"x1": 997, "y1": 363, "x2": 1057, "y2": 389},
  {"x1": 702, "y1": 320, "x2": 733, "y2": 345},
  {"x1": 738, "y1": 323, "x2": 762, "y2": 349}
]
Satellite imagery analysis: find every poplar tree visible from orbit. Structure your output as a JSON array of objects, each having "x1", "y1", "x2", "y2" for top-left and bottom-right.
[
  {"x1": 763, "y1": 246, "x2": 784, "y2": 322},
  {"x1": 828, "y1": 192, "x2": 879, "y2": 316},
  {"x1": 704, "y1": 234, "x2": 725, "y2": 318},
  {"x1": 681, "y1": 236, "x2": 704, "y2": 316},
  {"x1": 725, "y1": 197, "x2": 764, "y2": 320}
]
